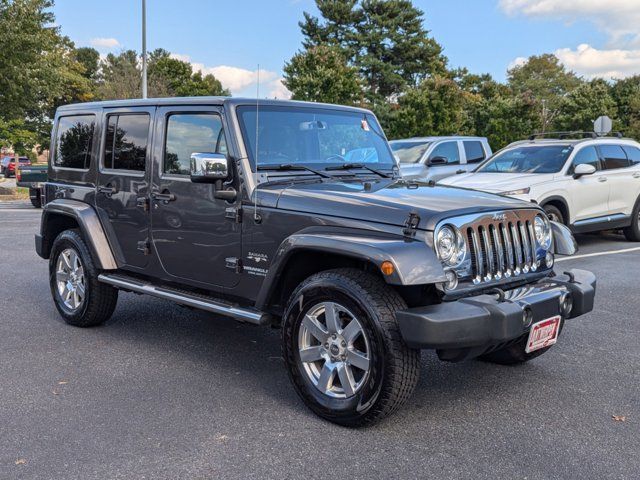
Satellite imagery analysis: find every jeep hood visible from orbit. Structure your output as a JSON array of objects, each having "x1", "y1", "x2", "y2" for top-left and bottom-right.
[
  {"x1": 260, "y1": 178, "x2": 536, "y2": 231},
  {"x1": 439, "y1": 172, "x2": 555, "y2": 192}
]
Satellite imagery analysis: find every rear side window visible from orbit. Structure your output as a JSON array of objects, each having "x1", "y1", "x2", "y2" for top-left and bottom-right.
[
  {"x1": 54, "y1": 115, "x2": 95, "y2": 169},
  {"x1": 429, "y1": 141, "x2": 459, "y2": 164},
  {"x1": 570, "y1": 146, "x2": 600, "y2": 174},
  {"x1": 599, "y1": 145, "x2": 630, "y2": 170},
  {"x1": 164, "y1": 113, "x2": 226, "y2": 175},
  {"x1": 622, "y1": 146, "x2": 640, "y2": 165},
  {"x1": 463, "y1": 141, "x2": 486, "y2": 163},
  {"x1": 104, "y1": 113, "x2": 150, "y2": 172}
]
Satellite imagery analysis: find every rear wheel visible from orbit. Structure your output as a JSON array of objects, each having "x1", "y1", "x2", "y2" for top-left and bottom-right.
[
  {"x1": 543, "y1": 204, "x2": 564, "y2": 225},
  {"x1": 623, "y1": 200, "x2": 640, "y2": 242},
  {"x1": 29, "y1": 189, "x2": 42, "y2": 208},
  {"x1": 282, "y1": 269, "x2": 420, "y2": 427},
  {"x1": 49, "y1": 230, "x2": 118, "y2": 327}
]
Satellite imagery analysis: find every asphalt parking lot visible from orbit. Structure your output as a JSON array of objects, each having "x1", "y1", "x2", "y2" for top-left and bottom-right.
[{"x1": 1, "y1": 204, "x2": 638, "y2": 480}]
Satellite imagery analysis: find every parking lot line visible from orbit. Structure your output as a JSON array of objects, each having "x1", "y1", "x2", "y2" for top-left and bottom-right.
[{"x1": 556, "y1": 246, "x2": 640, "y2": 262}]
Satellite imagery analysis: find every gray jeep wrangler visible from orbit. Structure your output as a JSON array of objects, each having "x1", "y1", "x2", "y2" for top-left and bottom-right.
[{"x1": 36, "y1": 98, "x2": 596, "y2": 426}]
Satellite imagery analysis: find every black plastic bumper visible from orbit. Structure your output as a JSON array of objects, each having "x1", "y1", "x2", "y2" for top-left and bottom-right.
[
  {"x1": 35, "y1": 234, "x2": 45, "y2": 259},
  {"x1": 397, "y1": 269, "x2": 596, "y2": 360}
]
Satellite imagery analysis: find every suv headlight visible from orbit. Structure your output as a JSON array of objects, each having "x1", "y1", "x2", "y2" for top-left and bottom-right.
[
  {"x1": 435, "y1": 225, "x2": 466, "y2": 266},
  {"x1": 500, "y1": 187, "x2": 530, "y2": 196},
  {"x1": 534, "y1": 215, "x2": 552, "y2": 250}
]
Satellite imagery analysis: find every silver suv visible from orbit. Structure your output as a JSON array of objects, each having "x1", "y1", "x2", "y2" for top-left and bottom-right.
[{"x1": 390, "y1": 136, "x2": 492, "y2": 182}]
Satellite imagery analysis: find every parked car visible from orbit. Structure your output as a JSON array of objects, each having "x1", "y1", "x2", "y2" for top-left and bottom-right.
[
  {"x1": 36, "y1": 98, "x2": 595, "y2": 427},
  {"x1": 1, "y1": 156, "x2": 31, "y2": 178},
  {"x1": 439, "y1": 133, "x2": 640, "y2": 241},
  {"x1": 16, "y1": 164, "x2": 47, "y2": 207},
  {"x1": 390, "y1": 136, "x2": 492, "y2": 182}
]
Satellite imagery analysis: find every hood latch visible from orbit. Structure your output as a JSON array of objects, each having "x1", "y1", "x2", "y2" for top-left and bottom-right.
[{"x1": 403, "y1": 211, "x2": 421, "y2": 238}]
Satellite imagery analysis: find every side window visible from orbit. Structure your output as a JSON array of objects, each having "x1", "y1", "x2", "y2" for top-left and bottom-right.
[
  {"x1": 104, "y1": 113, "x2": 150, "y2": 172},
  {"x1": 599, "y1": 145, "x2": 630, "y2": 170},
  {"x1": 164, "y1": 113, "x2": 226, "y2": 175},
  {"x1": 569, "y1": 146, "x2": 600, "y2": 174},
  {"x1": 463, "y1": 141, "x2": 486, "y2": 163},
  {"x1": 622, "y1": 146, "x2": 640, "y2": 165},
  {"x1": 429, "y1": 141, "x2": 460, "y2": 164},
  {"x1": 53, "y1": 115, "x2": 95, "y2": 169}
]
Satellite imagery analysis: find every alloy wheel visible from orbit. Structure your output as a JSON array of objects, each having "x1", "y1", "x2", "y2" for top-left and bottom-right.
[{"x1": 56, "y1": 248, "x2": 86, "y2": 311}]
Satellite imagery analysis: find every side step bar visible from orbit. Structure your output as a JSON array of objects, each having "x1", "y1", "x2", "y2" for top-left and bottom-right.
[{"x1": 98, "y1": 273, "x2": 269, "y2": 325}]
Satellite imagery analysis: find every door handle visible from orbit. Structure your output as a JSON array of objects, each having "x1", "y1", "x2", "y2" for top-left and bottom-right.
[
  {"x1": 597, "y1": 177, "x2": 607, "y2": 182},
  {"x1": 98, "y1": 185, "x2": 117, "y2": 196},
  {"x1": 152, "y1": 191, "x2": 176, "y2": 203}
]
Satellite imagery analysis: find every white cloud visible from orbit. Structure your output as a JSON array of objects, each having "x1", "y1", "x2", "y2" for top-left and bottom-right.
[
  {"x1": 508, "y1": 56, "x2": 528, "y2": 70},
  {"x1": 555, "y1": 43, "x2": 640, "y2": 79},
  {"x1": 170, "y1": 54, "x2": 291, "y2": 98},
  {"x1": 90, "y1": 37, "x2": 121, "y2": 50}
]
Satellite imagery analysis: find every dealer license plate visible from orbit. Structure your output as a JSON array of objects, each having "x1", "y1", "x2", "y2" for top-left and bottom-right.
[{"x1": 525, "y1": 316, "x2": 561, "y2": 353}]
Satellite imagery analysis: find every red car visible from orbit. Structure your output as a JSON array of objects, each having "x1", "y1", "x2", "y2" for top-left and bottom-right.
[{"x1": 1, "y1": 156, "x2": 31, "y2": 178}]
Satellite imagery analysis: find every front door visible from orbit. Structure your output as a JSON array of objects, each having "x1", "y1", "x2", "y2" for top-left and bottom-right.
[
  {"x1": 96, "y1": 107, "x2": 154, "y2": 269},
  {"x1": 150, "y1": 106, "x2": 241, "y2": 288},
  {"x1": 565, "y1": 146, "x2": 610, "y2": 222},
  {"x1": 425, "y1": 140, "x2": 462, "y2": 182}
]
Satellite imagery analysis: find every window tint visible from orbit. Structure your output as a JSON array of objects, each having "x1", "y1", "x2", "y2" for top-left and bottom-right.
[
  {"x1": 429, "y1": 141, "x2": 459, "y2": 164},
  {"x1": 599, "y1": 145, "x2": 630, "y2": 170},
  {"x1": 622, "y1": 146, "x2": 640, "y2": 165},
  {"x1": 164, "y1": 114, "x2": 226, "y2": 175},
  {"x1": 463, "y1": 141, "x2": 485, "y2": 163},
  {"x1": 104, "y1": 114, "x2": 150, "y2": 171},
  {"x1": 54, "y1": 115, "x2": 95, "y2": 169},
  {"x1": 570, "y1": 146, "x2": 600, "y2": 174}
]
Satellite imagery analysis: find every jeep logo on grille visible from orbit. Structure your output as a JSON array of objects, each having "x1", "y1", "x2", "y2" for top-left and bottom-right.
[{"x1": 492, "y1": 213, "x2": 506, "y2": 222}]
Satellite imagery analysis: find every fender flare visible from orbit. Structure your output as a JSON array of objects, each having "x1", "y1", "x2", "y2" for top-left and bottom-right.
[
  {"x1": 539, "y1": 195, "x2": 570, "y2": 223},
  {"x1": 40, "y1": 199, "x2": 118, "y2": 270},
  {"x1": 255, "y1": 232, "x2": 446, "y2": 310}
]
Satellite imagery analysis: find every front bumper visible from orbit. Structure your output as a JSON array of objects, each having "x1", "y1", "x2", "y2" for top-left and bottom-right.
[{"x1": 396, "y1": 269, "x2": 596, "y2": 361}]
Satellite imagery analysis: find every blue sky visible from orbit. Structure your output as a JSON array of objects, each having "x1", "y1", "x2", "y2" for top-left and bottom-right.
[{"x1": 52, "y1": 0, "x2": 640, "y2": 97}]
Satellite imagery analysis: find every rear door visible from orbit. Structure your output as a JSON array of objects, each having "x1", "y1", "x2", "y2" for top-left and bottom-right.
[
  {"x1": 95, "y1": 107, "x2": 154, "y2": 270},
  {"x1": 597, "y1": 144, "x2": 637, "y2": 216},
  {"x1": 150, "y1": 106, "x2": 241, "y2": 288},
  {"x1": 461, "y1": 140, "x2": 488, "y2": 172},
  {"x1": 425, "y1": 141, "x2": 462, "y2": 181}
]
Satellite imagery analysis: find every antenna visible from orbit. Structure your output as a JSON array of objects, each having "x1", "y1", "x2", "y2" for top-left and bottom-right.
[{"x1": 253, "y1": 65, "x2": 260, "y2": 221}]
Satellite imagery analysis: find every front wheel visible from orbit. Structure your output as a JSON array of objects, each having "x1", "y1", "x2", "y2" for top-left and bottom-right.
[
  {"x1": 282, "y1": 269, "x2": 420, "y2": 427},
  {"x1": 543, "y1": 204, "x2": 564, "y2": 225},
  {"x1": 623, "y1": 200, "x2": 640, "y2": 242}
]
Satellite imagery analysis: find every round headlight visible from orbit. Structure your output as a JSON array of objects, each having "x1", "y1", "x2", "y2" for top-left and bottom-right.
[
  {"x1": 534, "y1": 215, "x2": 552, "y2": 250},
  {"x1": 436, "y1": 225, "x2": 466, "y2": 266}
]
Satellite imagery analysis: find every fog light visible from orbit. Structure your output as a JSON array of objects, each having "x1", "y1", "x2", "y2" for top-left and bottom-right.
[
  {"x1": 444, "y1": 270, "x2": 458, "y2": 290},
  {"x1": 522, "y1": 308, "x2": 534, "y2": 328},
  {"x1": 545, "y1": 252, "x2": 554, "y2": 268},
  {"x1": 560, "y1": 293, "x2": 573, "y2": 317}
]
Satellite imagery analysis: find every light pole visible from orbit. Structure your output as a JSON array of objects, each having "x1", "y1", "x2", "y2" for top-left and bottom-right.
[{"x1": 141, "y1": 0, "x2": 147, "y2": 99}]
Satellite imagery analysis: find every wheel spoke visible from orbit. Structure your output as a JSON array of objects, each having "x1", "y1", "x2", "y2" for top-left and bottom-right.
[
  {"x1": 70, "y1": 251, "x2": 80, "y2": 271},
  {"x1": 299, "y1": 346, "x2": 324, "y2": 363},
  {"x1": 76, "y1": 266, "x2": 84, "y2": 279},
  {"x1": 347, "y1": 350, "x2": 370, "y2": 371},
  {"x1": 316, "y1": 362, "x2": 336, "y2": 394},
  {"x1": 72, "y1": 291, "x2": 80, "y2": 308},
  {"x1": 337, "y1": 363, "x2": 356, "y2": 397},
  {"x1": 341, "y1": 319, "x2": 361, "y2": 344},
  {"x1": 56, "y1": 271, "x2": 70, "y2": 283},
  {"x1": 63, "y1": 287, "x2": 72, "y2": 303},
  {"x1": 61, "y1": 251, "x2": 73, "y2": 270},
  {"x1": 302, "y1": 314, "x2": 328, "y2": 342},
  {"x1": 323, "y1": 302, "x2": 340, "y2": 333}
]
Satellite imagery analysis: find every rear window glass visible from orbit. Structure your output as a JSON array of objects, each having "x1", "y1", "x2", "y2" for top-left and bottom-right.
[
  {"x1": 599, "y1": 145, "x2": 630, "y2": 170},
  {"x1": 622, "y1": 146, "x2": 640, "y2": 165},
  {"x1": 104, "y1": 114, "x2": 150, "y2": 172},
  {"x1": 464, "y1": 141, "x2": 486, "y2": 163},
  {"x1": 53, "y1": 115, "x2": 95, "y2": 169}
]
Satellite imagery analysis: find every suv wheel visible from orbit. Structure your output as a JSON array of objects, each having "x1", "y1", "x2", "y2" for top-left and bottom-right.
[
  {"x1": 623, "y1": 200, "x2": 640, "y2": 242},
  {"x1": 30, "y1": 189, "x2": 42, "y2": 208},
  {"x1": 543, "y1": 204, "x2": 564, "y2": 225},
  {"x1": 282, "y1": 269, "x2": 420, "y2": 427},
  {"x1": 49, "y1": 230, "x2": 118, "y2": 327}
]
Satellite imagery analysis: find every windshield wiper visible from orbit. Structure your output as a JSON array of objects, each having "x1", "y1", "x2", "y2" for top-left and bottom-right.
[
  {"x1": 257, "y1": 163, "x2": 332, "y2": 178},
  {"x1": 325, "y1": 163, "x2": 391, "y2": 178}
]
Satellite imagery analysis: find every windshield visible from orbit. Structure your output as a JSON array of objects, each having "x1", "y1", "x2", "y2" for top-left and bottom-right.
[
  {"x1": 477, "y1": 145, "x2": 572, "y2": 174},
  {"x1": 390, "y1": 141, "x2": 431, "y2": 164},
  {"x1": 237, "y1": 106, "x2": 396, "y2": 170}
]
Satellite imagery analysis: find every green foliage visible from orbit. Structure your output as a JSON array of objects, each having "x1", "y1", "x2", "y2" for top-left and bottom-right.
[
  {"x1": 610, "y1": 76, "x2": 640, "y2": 139},
  {"x1": 283, "y1": 45, "x2": 362, "y2": 105},
  {"x1": 557, "y1": 79, "x2": 617, "y2": 131}
]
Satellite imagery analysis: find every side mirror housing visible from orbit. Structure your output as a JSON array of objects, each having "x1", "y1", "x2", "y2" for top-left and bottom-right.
[
  {"x1": 190, "y1": 152, "x2": 236, "y2": 201},
  {"x1": 573, "y1": 163, "x2": 596, "y2": 178},
  {"x1": 428, "y1": 156, "x2": 448, "y2": 166}
]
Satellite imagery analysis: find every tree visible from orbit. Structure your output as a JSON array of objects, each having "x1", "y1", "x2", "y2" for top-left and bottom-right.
[
  {"x1": 97, "y1": 50, "x2": 142, "y2": 100},
  {"x1": 557, "y1": 79, "x2": 617, "y2": 132},
  {"x1": 507, "y1": 54, "x2": 581, "y2": 132},
  {"x1": 283, "y1": 45, "x2": 362, "y2": 105},
  {"x1": 610, "y1": 76, "x2": 640, "y2": 140},
  {"x1": 74, "y1": 47, "x2": 100, "y2": 80}
]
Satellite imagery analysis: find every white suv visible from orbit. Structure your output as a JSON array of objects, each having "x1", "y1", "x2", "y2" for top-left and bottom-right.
[{"x1": 439, "y1": 135, "x2": 640, "y2": 241}]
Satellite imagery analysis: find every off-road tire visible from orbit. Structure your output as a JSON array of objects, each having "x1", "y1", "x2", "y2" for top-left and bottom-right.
[
  {"x1": 282, "y1": 268, "x2": 420, "y2": 427},
  {"x1": 49, "y1": 229, "x2": 118, "y2": 327},
  {"x1": 623, "y1": 199, "x2": 640, "y2": 242},
  {"x1": 543, "y1": 204, "x2": 564, "y2": 225},
  {"x1": 30, "y1": 189, "x2": 42, "y2": 208}
]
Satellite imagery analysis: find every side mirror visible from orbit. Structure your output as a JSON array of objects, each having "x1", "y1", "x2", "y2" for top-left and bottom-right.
[
  {"x1": 573, "y1": 163, "x2": 596, "y2": 178},
  {"x1": 428, "y1": 156, "x2": 448, "y2": 166},
  {"x1": 190, "y1": 153, "x2": 230, "y2": 182},
  {"x1": 190, "y1": 152, "x2": 236, "y2": 201}
]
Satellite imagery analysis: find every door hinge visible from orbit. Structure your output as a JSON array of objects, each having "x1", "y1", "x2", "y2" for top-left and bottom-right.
[
  {"x1": 225, "y1": 257, "x2": 243, "y2": 273},
  {"x1": 225, "y1": 206, "x2": 243, "y2": 223},
  {"x1": 137, "y1": 240, "x2": 151, "y2": 255},
  {"x1": 403, "y1": 211, "x2": 421, "y2": 238}
]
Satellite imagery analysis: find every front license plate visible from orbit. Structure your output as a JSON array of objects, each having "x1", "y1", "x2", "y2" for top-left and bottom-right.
[{"x1": 525, "y1": 316, "x2": 561, "y2": 353}]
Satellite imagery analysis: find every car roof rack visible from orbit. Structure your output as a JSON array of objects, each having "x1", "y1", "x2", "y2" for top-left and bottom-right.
[{"x1": 527, "y1": 131, "x2": 626, "y2": 140}]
